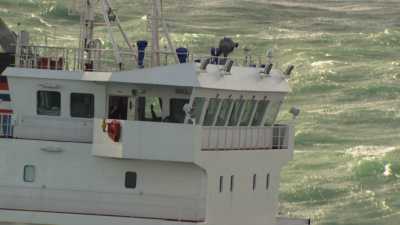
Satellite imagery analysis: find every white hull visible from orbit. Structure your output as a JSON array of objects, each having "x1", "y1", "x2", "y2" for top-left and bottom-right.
[
  {"x1": 0, "y1": 134, "x2": 293, "y2": 225},
  {"x1": 0, "y1": 209, "x2": 310, "y2": 225},
  {"x1": 0, "y1": 209, "x2": 197, "y2": 225},
  {"x1": 0, "y1": 138, "x2": 206, "y2": 222}
]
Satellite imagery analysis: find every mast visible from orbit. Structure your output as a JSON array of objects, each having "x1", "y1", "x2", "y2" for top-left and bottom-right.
[
  {"x1": 77, "y1": 0, "x2": 178, "y2": 70},
  {"x1": 150, "y1": 0, "x2": 179, "y2": 67},
  {"x1": 151, "y1": 0, "x2": 161, "y2": 67},
  {"x1": 78, "y1": 0, "x2": 96, "y2": 70}
]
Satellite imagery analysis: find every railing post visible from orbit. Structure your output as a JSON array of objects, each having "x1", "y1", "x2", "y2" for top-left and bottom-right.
[
  {"x1": 0, "y1": 114, "x2": 13, "y2": 138},
  {"x1": 15, "y1": 34, "x2": 21, "y2": 68},
  {"x1": 0, "y1": 114, "x2": 3, "y2": 137}
]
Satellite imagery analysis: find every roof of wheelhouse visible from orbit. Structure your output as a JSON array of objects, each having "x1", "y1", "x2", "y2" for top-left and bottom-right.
[{"x1": 3, "y1": 63, "x2": 290, "y2": 93}]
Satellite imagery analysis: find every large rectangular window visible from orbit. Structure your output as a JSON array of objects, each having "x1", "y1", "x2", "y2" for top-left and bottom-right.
[
  {"x1": 137, "y1": 96, "x2": 162, "y2": 121},
  {"x1": 108, "y1": 96, "x2": 128, "y2": 120},
  {"x1": 240, "y1": 99, "x2": 256, "y2": 126},
  {"x1": 169, "y1": 98, "x2": 189, "y2": 123},
  {"x1": 125, "y1": 171, "x2": 137, "y2": 189},
  {"x1": 37, "y1": 91, "x2": 61, "y2": 116},
  {"x1": 191, "y1": 97, "x2": 206, "y2": 124},
  {"x1": 264, "y1": 100, "x2": 283, "y2": 126},
  {"x1": 70, "y1": 93, "x2": 94, "y2": 118},
  {"x1": 203, "y1": 98, "x2": 221, "y2": 126},
  {"x1": 252, "y1": 100, "x2": 269, "y2": 126},
  {"x1": 216, "y1": 99, "x2": 233, "y2": 126},
  {"x1": 228, "y1": 99, "x2": 244, "y2": 126}
]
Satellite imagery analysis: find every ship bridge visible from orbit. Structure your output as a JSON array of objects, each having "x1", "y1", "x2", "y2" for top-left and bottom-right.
[{"x1": 2, "y1": 61, "x2": 293, "y2": 161}]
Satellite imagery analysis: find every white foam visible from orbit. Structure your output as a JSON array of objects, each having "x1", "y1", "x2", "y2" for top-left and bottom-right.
[
  {"x1": 383, "y1": 164, "x2": 392, "y2": 177},
  {"x1": 346, "y1": 145, "x2": 396, "y2": 158},
  {"x1": 311, "y1": 60, "x2": 335, "y2": 67}
]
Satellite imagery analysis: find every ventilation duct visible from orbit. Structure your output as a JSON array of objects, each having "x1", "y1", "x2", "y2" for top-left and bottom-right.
[
  {"x1": 176, "y1": 47, "x2": 188, "y2": 63},
  {"x1": 137, "y1": 40, "x2": 148, "y2": 68}
]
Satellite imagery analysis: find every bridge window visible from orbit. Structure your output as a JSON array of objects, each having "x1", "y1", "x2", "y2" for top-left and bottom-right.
[
  {"x1": 266, "y1": 173, "x2": 270, "y2": 190},
  {"x1": 125, "y1": 171, "x2": 137, "y2": 189},
  {"x1": 203, "y1": 98, "x2": 221, "y2": 126},
  {"x1": 228, "y1": 99, "x2": 244, "y2": 126},
  {"x1": 252, "y1": 100, "x2": 269, "y2": 126},
  {"x1": 216, "y1": 99, "x2": 233, "y2": 126},
  {"x1": 137, "y1": 97, "x2": 162, "y2": 121},
  {"x1": 70, "y1": 93, "x2": 94, "y2": 118},
  {"x1": 37, "y1": 91, "x2": 61, "y2": 116},
  {"x1": 169, "y1": 98, "x2": 189, "y2": 123},
  {"x1": 240, "y1": 99, "x2": 256, "y2": 126},
  {"x1": 23, "y1": 165, "x2": 35, "y2": 182},
  {"x1": 264, "y1": 100, "x2": 282, "y2": 126},
  {"x1": 191, "y1": 97, "x2": 206, "y2": 124},
  {"x1": 108, "y1": 96, "x2": 128, "y2": 120}
]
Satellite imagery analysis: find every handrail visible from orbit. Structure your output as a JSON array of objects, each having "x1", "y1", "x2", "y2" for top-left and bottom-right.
[
  {"x1": 201, "y1": 125, "x2": 289, "y2": 151},
  {"x1": 0, "y1": 113, "x2": 13, "y2": 138},
  {"x1": 13, "y1": 45, "x2": 268, "y2": 72}
]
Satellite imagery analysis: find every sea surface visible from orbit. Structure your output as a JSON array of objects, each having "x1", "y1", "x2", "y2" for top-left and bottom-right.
[{"x1": 0, "y1": 0, "x2": 400, "y2": 225}]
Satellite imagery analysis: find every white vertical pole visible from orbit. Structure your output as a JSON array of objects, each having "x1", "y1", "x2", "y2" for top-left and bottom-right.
[
  {"x1": 15, "y1": 32, "x2": 21, "y2": 67},
  {"x1": 0, "y1": 114, "x2": 3, "y2": 136},
  {"x1": 151, "y1": 0, "x2": 161, "y2": 67},
  {"x1": 101, "y1": 0, "x2": 123, "y2": 68}
]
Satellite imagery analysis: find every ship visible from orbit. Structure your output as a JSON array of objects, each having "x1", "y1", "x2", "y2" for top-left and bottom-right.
[{"x1": 0, "y1": 1, "x2": 308, "y2": 225}]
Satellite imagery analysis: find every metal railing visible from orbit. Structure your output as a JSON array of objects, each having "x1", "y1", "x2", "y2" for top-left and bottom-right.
[
  {"x1": 14, "y1": 45, "x2": 267, "y2": 72},
  {"x1": 0, "y1": 113, "x2": 13, "y2": 138},
  {"x1": 272, "y1": 125, "x2": 289, "y2": 149},
  {"x1": 201, "y1": 125, "x2": 289, "y2": 151},
  {"x1": 16, "y1": 45, "x2": 139, "y2": 72}
]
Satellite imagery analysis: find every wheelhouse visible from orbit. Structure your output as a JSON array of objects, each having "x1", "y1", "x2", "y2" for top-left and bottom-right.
[{"x1": 4, "y1": 61, "x2": 289, "y2": 144}]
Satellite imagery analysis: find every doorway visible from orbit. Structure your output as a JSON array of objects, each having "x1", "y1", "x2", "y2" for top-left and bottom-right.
[{"x1": 108, "y1": 96, "x2": 128, "y2": 120}]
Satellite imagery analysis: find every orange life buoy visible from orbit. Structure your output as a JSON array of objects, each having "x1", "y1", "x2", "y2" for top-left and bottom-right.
[{"x1": 107, "y1": 120, "x2": 121, "y2": 142}]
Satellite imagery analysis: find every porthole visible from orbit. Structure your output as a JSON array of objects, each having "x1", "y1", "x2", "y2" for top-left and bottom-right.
[
  {"x1": 23, "y1": 165, "x2": 35, "y2": 183},
  {"x1": 125, "y1": 171, "x2": 137, "y2": 189}
]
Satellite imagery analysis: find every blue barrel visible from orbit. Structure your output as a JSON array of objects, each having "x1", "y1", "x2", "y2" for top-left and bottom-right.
[
  {"x1": 176, "y1": 47, "x2": 189, "y2": 63},
  {"x1": 137, "y1": 40, "x2": 148, "y2": 68}
]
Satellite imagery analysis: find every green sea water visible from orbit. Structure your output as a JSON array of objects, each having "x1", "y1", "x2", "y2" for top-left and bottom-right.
[{"x1": 1, "y1": 1, "x2": 400, "y2": 224}]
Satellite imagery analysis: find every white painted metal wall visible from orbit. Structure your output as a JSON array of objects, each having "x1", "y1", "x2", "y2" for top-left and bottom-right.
[
  {"x1": 195, "y1": 149, "x2": 294, "y2": 225},
  {"x1": 7, "y1": 77, "x2": 106, "y2": 142},
  {"x1": 0, "y1": 138, "x2": 207, "y2": 221}
]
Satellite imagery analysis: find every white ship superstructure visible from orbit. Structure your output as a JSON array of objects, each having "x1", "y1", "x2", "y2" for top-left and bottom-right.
[{"x1": 0, "y1": 1, "x2": 308, "y2": 225}]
